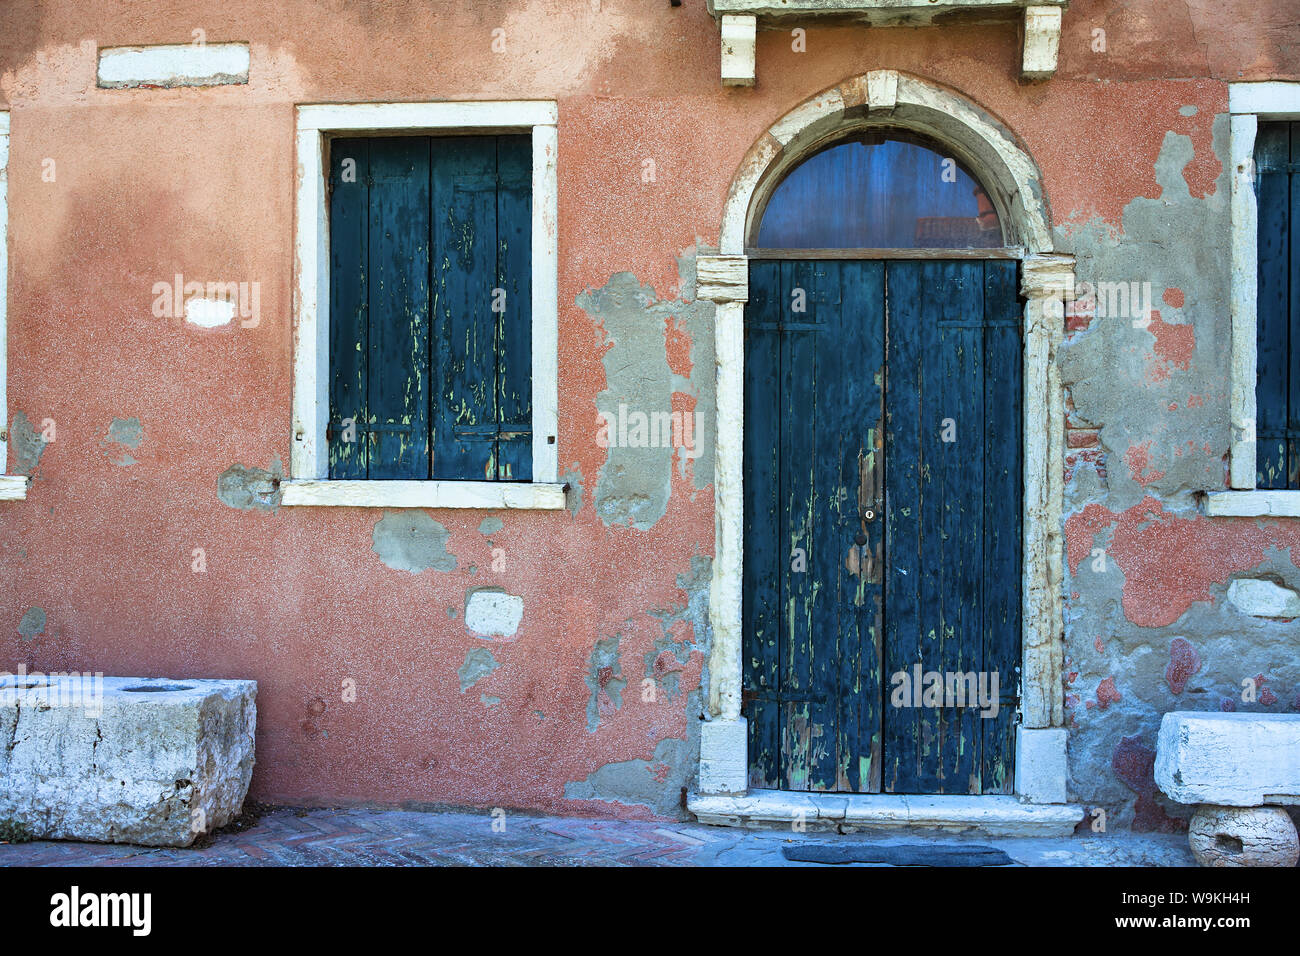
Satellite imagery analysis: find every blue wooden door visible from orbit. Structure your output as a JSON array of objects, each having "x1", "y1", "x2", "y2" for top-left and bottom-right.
[{"x1": 743, "y1": 259, "x2": 1021, "y2": 794}]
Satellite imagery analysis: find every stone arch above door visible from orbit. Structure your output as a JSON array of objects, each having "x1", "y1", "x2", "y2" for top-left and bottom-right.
[
  {"x1": 718, "y1": 71, "x2": 1055, "y2": 257},
  {"x1": 695, "y1": 71, "x2": 1079, "y2": 818}
]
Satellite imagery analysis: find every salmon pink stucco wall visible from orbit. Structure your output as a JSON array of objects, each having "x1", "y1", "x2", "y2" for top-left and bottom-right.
[{"x1": 0, "y1": 0, "x2": 1297, "y2": 824}]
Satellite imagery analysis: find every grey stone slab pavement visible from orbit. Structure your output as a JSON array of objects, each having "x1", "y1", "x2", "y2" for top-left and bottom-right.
[{"x1": 0, "y1": 804, "x2": 1196, "y2": 867}]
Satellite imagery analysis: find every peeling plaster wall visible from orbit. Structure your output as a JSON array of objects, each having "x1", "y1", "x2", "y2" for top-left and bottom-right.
[{"x1": 0, "y1": 0, "x2": 1297, "y2": 823}]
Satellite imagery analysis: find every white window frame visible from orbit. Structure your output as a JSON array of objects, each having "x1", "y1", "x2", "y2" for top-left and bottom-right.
[
  {"x1": 0, "y1": 111, "x2": 25, "y2": 502},
  {"x1": 1208, "y1": 82, "x2": 1300, "y2": 518},
  {"x1": 285, "y1": 101, "x2": 563, "y2": 510}
]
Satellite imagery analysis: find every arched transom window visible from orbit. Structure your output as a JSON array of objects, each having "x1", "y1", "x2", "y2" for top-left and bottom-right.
[{"x1": 753, "y1": 131, "x2": 1004, "y2": 251}]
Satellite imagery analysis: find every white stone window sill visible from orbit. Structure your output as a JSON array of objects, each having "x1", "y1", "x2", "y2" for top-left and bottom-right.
[
  {"x1": 280, "y1": 479, "x2": 566, "y2": 510},
  {"x1": 1204, "y1": 490, "x2": 1300, "y2": 518},
  {"x1": 0, "y1": 475, "x2": 28, "y2": 501}
]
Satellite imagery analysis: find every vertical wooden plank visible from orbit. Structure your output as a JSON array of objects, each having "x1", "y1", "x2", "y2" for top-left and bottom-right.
[
  {"x1": 934, "y1": 261, "x2": 984, "y2": 794},
  {"x1": 824, "y1": 260, "x2": 886, "y2": 793},
  {"x1": 1256, "y1": 122, "x2": 1290, "y2": 489},
  {"x1": 328, "y1": 137, "x2": 369, "y2": 479},
  {"x1": 1288, "y1": 122, "x2": 1300, "y2": 488},
  {"x1": 981, "y1": 259, "x2": 1022, "y2": 794},
  {"x1": 803, "y1": 260, "x2": 841, "y2": 791},
  {"x1": 366, "y1": 136, "x2": 431, "y2": 479},
  {"x1": 882, "y1": 259, "x2": 924, "y2": 793},
  {"x1": 780, "y1": 258, "x2": 819, "y2": 790},
  {"x1": 743, "y1": 260, "x2": 783, "y2": 790},
  {"x1": 431, "y1": 136, "x2": 500, "y2": 480},
  {"x1": 908, "y1": 260, "x2": 949, "y2": 794},
  {"x1": 496, "y1": 135, "x2": 533, "y2": 481}
]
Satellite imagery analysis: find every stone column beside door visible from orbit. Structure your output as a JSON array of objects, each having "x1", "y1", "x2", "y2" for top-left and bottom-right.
[{"x1": 697, "y1": 253, "x2": 749, "y2": 796}]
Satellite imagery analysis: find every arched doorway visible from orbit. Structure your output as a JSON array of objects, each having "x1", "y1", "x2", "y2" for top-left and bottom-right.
[
  {"x1": 695, "y1": 73, "x2": 1078, "y2": 817},
  {"x1": 743, "y1": 130, "x2": 1021, "y2": 794}
]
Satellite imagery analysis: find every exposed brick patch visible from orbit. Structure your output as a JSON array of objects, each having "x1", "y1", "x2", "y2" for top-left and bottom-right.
[
  {"x1": 1065, "y1": 447, "x2": 1108, "y2": 485},
  {"x1": 1068, "y1": 428, "x2": 1101, "y2": 449}
]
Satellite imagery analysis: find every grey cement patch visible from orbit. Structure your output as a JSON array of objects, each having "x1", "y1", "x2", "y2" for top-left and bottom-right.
[
  {"x1": 9, "y1": 413, "x2": 49, "y2": 476},
  {"x1": 480, "y1": 694, "x2": 500, "y2": 708},
  {"x1": 458, "y1": 648, "x2": 500, "y2": 693},
  {"x1": 371, "y1": 511, "x2": 456, "y2": 574},
  {"x1": 217, "y1": 459, "x2": 283, "y2": 512},
  {"x1": 101, "y1": 417, "x2": 143, "y2": 467},
  {"x1": 477, "y1": 516, "x2": 503, "y2": 536},
  {"x1": 17, "y1": 607, "x2": 46, "y2": 642},
  {"x1": 576, "y1": 252, "x2": 716, "y2": 530},
  {"x1": 1057, "y1": 118, "x2": 1231, "y2": 512},
  {"x1": 564, "y1": 736, "x2": 694, "y2": 818}
]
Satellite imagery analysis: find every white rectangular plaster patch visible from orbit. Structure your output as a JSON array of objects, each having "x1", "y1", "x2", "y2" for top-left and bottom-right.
[
  {"x1": 185, "y1": 297, "x2": 236, "y2": 328},
  {"x1": 97, "y1": 43, "x2": 250, "y2": 89},
  {"x1": 465, "y1": 589, "x2": 524, "y2": 640}
]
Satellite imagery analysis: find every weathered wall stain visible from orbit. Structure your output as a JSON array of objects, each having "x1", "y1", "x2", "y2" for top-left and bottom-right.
[
  {"x1": 1112, "y1": 734, "x2": 1188, "y2": 833},
  {"x1": 1165, "y1": 637, "x2": 1202, "y2": 695},
  {"x1": 585, "y1": 633, "x2": 626, "y2": 733},
  {"x1": 371, "y1": 511, "x2": 456, "y2": 574},
  {"x1": 8, "y1": 412, "x2": 49, "y2": 475},
  {"x1": 100, "y1": 416, "x2": 143, "y2": 467},
  {"x1": 458, "y1": 647, "x2": 500, "y2": 693},
  {"x1": 16, "y1": 607, "x2": 45, "y2": 642},
  {"x1": 217, "y1": 460, "x2": 283, "y2": 512}
]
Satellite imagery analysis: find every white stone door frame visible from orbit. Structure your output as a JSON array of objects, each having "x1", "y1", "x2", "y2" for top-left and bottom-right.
[{"x1": 691, "y1": 72, "x2": 1081, "y2": 829}]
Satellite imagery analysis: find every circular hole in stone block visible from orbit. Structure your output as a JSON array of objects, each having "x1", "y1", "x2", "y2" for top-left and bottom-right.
[{"x1": 123, "y1": 684, "x2": 194, "y2": 693}]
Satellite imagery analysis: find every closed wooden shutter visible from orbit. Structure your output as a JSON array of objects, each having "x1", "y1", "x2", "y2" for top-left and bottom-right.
[
  {"x1": 327, "y1": 134, "x2": 532, "y2": 481},
  {"x1": 1256, "y1": 121, "x2": 1300, "y2": 489}
]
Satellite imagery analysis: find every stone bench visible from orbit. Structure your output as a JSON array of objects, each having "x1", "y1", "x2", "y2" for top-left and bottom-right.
[
  {"x1": 1155, "y1": 712, "x2": 1300, "y2": 867},
  {"x1": 0, "y1": 674, "x2": 256, "y2": 847}
]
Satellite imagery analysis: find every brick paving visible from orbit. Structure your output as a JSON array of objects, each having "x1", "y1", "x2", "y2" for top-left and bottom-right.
[{"x1": 0, "y1": 805, "x2": 1196, "y2": 867}]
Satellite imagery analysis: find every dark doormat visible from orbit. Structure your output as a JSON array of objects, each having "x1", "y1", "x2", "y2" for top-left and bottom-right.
[{"x1": 781, "y1": 843, "x2": 1014, "y2": 866}]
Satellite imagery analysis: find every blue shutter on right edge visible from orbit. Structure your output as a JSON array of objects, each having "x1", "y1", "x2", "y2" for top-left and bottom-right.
[{"x1": 1256, "y1": 122, "x2": 1296, "y2": 489}]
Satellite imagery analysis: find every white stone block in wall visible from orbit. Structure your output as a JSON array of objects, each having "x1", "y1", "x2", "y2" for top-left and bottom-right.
[
  {"x1": 1227, "y1": 578, "x2": 1300, "y2": 618},
  {"x1": 1015, "y1": 726, "x2": 1068, "y2": 803},
  {"x1": 698, "y1": 717, "x2": 748, "y2": 794},
  {"x1": 0, "y1": 676, "x2": 256, "y2": 847},
  {"x1": 1155, "y1": 712, "x2": 1300, "y2": 807},
  {"x1": 97, "y1": 43, "x2": 250, "y2": 89}
]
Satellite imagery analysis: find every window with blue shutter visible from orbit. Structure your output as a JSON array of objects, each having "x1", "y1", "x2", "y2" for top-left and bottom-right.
[
  {"x1": 326, "y1": 135, "x2": 532, "y2": 481},
  {"x1": 1256, "y1": 121, "x2": 1299, "y2": 490}
]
